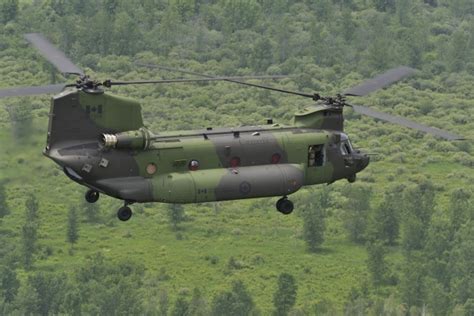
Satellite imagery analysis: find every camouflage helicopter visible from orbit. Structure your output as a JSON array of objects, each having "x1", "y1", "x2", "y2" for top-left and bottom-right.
[{"x1": 0, "y1": 34, "x2": 463, "y2": 221}]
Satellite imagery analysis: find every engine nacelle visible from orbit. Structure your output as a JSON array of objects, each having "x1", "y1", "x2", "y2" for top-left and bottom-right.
[{"x1": 101, "y1": 128, "x2": 151, "y2": 150}]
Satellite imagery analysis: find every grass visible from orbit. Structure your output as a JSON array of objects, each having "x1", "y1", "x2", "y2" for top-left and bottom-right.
[{"x1": 1, "y1": 109, "x2": 472, "y2": 313}]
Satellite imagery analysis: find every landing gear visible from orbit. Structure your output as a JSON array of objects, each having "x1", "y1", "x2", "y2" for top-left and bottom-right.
[
  {"x1": 117, "y1": 205, "x2": 132, "y2": 221},
  {"x1": 276, "y1": 196, "x2": 294, "y2": 215},
  {"x1": 85, "y1": 189, "x2": 99, "y2": 203},
  {"x1": 347, "y1": 174, "x2": 356, "y2": 183}
]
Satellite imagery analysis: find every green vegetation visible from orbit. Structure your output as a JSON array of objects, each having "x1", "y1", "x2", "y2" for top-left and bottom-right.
[
  {"x1": 0, "y1": 0, "x2": 473, "y2": 314},
  {"x1": 273, "y1": 273, "x2": 297, "y2": 316}
]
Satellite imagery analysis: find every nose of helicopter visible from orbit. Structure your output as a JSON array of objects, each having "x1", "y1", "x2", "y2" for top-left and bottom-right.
[{"x1": 355, "y1": 152, "x2": 370, "y2": 172}]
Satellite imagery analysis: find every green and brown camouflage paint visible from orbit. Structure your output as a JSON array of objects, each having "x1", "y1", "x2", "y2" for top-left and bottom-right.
[{"x1": 44, "y1": 89, "x2": 369, "y2": 204}]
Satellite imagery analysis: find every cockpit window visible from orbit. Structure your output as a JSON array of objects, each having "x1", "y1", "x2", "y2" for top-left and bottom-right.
[{"x1": 340, "y1": 139, "x2": 353, "y2": 155}]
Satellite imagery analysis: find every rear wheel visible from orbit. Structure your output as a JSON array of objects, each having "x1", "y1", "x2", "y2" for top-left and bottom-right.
[
  {"x1": 117, "y1": 206, "x2": 132, "y2": 221},
  {"x1": 276, "y1": 197, "x2": 294, "y2": 215}
]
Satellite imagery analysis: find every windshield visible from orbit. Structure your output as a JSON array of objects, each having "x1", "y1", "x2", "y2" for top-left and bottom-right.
[{"x1": 339, "y1": 134, "x2": 353, "y2": 155}]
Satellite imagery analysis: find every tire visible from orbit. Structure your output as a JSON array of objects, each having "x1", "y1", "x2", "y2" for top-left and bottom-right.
[
  {"x1": 117, "y1": 206, "x2": 132, "y2": 221},
  {"x1": 85, "y1": 190, "x2": 99, "y2": 203},
  {"x1": 277, "y1": 198, "x2": 294, "y2": 215}
]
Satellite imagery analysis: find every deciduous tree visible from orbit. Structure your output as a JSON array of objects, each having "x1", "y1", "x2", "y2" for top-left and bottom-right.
[{"x1": 211, "y1": 280, "x2": 256, "y2": 316}]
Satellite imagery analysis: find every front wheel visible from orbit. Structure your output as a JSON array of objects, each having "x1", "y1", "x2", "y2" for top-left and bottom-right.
[{"x1": 85, "y1": 190, "x2": 99, "y2": 203}]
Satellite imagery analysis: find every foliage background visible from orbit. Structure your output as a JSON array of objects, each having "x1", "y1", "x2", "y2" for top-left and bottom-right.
[{"x1": 0, "y1": 0, "x2": 473, "y2": 314}]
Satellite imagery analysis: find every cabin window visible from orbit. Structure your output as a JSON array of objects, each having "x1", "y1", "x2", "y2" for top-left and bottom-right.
[{"x1": 308, "y1": 145, "x2": 325, "y2": 167}]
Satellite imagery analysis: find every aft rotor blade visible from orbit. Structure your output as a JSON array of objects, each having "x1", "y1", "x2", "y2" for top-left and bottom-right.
[
  {"x1": 24, "y1": 33, "x2": 84, "y2": 76},
  {"x1": 343, "y1": 66, "x2": 416, "y2": 97},
  {"x1": 135, "y1": 62, "x2": 320, "y2": 100},
  {"x1": 106, "y1": 75, "x2": 288, "y2": 86},
  {"x1": 351, "y1": 104, "x2": 464, "y2": 140},
  {"x1": 0, "y1": 84, "x2": 65, "y2": 99}
]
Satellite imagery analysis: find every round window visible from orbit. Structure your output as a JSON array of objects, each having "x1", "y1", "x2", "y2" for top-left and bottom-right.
[
  {"x1": 271, "y1": 153, "x2": 281, "y2": 164},
  {"x1": 230, "y1": 157, "x2": 241, "y2": 168},
  {"x1": 189, "y1": 160, "x2": 199, "y2": 171},
  {"x1": 146, "y1": 163, "x2": 157, "y2": 175}
]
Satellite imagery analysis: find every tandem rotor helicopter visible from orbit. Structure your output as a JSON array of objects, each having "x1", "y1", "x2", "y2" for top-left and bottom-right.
[{"x1": 0, "y1": 33, "x2": 463, "y2": 221}]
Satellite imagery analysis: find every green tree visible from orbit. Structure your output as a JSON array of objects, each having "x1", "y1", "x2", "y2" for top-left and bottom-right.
[
  {"x1": 159, "y1": 289, "x2": 169, "y2": 316},
  {"x1": 83, "y1": 200, "x2": 100, "y2": 223},
  {"x1": 401, "y1": 181, "x2": 435, "y2": 252},
  {"x1": 449, "y1": 188, "x2": 471, "y2": 232},
  {"x1": 448, "y1": 221, "x2": 474, "y2": 306},
  {"x1": 425, "y1": 278, "x2": 450, "y2": 316},
  {"x1": 188, "y1": 288, "x2": 209, "y2": 316},
  {"x1": 168, "y1": 204, "x2": 185, "y2": 230},
  {"x1": 366, "y1": 241, "x2": 387, "y2": 286},
  {"x1": 252, "y1": 37, "x2": 273, "y2": 71},
  {"x1": 67, "y1": 206, "x2": 79, "y2": 248},
  {"x1": 299, "y1": 188, "x2": 329, "y2": 251},
  {"x1": 0, "y1": 0, "x2": 18, "y2": 23},
  {"x1": 302, "y1": 205, "x2": 326, "y2": 252},
  {"x1": 372, "y1": 0, "x2": 395, "y2": 12},
  {"x1": 25, "y1": 194, "x2": 39, "y2": 222},
  {"x1": 211, "y1": 280, "x2": 256, "y2": 316},
  {"x1": 366, "y1": 188, "x2": 401, "y2": 246},
  {"x1": 172, "y1": 295, "x2": 189, "y2": 316},
  {"x1": 13, "y1": 282, "x2": 40, "y2": 315},
  {"x1": 424, "y1": 211, "x2": 452, "y2": 286},
  {"x1": 0, "y1": 265, "x2": 19, "y2": 303},
  {"x1": 28, "y1": 273, "x2": 67, "y2": 316},
  {"x1": 114, "y1": 11, "x2": 142, "y2": 55},
  {"x1": 447, "y1": 28, "x2": 471, "y2": 72},
  {"x1": 22, "y1": 194, "x2": 40, "y2": 269},
  {"x1": 399, "y1": 252, "x2": 425, "y2": 309},
  {"x1": 222, "y1": 0, "x2": 261, "y2": 33},
  {"x1": 272, "y1": 273, "x2": 297, "y2": 316},
  {"x1": 0, "y1": 184, "x2": 9, "y2": 218},
  {"x1": 21, "y1": 222, "x2": 37, "y2": 269},
  {"x1": 74, "y1": 253, "x2": 145, "y2": 315},
  {"x1": 343, "y1": 184, "x2": 372, "y2": 244},
  {"x1": 395, "y1": 0, "x2": 412, "y2": 26},
  {"x1": 5, "y1": 102, "x2": 34, "y2": 140}
]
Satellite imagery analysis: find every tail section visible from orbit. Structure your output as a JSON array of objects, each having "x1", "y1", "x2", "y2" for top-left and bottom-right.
[{"x1": 46, "y1": 89, "x2": 143, "y2": 150}]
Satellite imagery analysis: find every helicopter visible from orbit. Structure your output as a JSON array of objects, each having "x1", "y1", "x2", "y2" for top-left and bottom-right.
[{"x1": 0, "y1": 33, "x2": 463, "y2": 221}]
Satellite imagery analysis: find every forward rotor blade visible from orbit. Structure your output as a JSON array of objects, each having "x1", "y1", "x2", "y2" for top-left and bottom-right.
[
  {"x1": 343, "y1": 66, "x2": 416, "y2": 97},
  {"x1": 24, "y1": 33, "x2": 84, "y2": 76},
  {"x1": 106, "y1": 75, "x2": 288, "y2": 86},
  {"x1": 135, "y1": 62, "x2": 319, "y2": 99},
  {"x1": 0, "y1": 84, "x2": 65, "y2": 99},
  {"x1": 351, "y1": 104, "x2": 464, "y2": 140}
]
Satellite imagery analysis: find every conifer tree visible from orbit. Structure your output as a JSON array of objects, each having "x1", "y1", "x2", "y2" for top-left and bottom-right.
[
  {"x1": 273, "y1": 273, "x2": 297, "y2": 316},
  {"x1": 22, "y1": 194, "x2": 39, "y2": 269},
  {"x1": 0, "y1": 184, "x2": 9, "y2": 218},
  {"x1": 167, "y1": 204, "x2": 185, "y2": 230},
  {"x1": 67, "y1": 206, "x2": 79, "y2": 248},
  {"x1": 366, "y1": 241, "x2": 387, "y2": 286}
]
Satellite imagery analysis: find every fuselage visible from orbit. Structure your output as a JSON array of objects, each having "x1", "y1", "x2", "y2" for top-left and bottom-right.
[{"x1": 44, "y1": 89, "x2": 369, "y2": 204}]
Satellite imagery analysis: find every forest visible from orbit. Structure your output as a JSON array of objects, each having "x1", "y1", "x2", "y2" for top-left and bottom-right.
[{"x1": 0, "y1": 0, "x2": 473, "y2": 315}]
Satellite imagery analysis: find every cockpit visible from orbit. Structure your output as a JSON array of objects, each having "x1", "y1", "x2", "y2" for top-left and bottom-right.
[{"x1": 339, "y1": 133, "x2": 354, "y2": 155}]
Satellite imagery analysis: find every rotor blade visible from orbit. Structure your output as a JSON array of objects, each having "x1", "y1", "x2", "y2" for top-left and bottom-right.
[
  {"x1": 0, "y1": 84, "x2": 65, "y2": 99},
  {"x1": 135, "y1": 62, "x2": 319, "y2": 99},
  {"x1": 105, "y1": 75, "x2": 288, "y2": 86},
  {"x1": 343, "y1": 66, "x2": 416, "y2": 97},
  {"x1": 24, "y1": 33, "x2": 84, "y2": 76},
  {"x1": 135, "y1": 62, "x2": 223, "y2": 78},
  {"x1": 351, "y1": 104, "x2": 464, "y2": 140}
]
